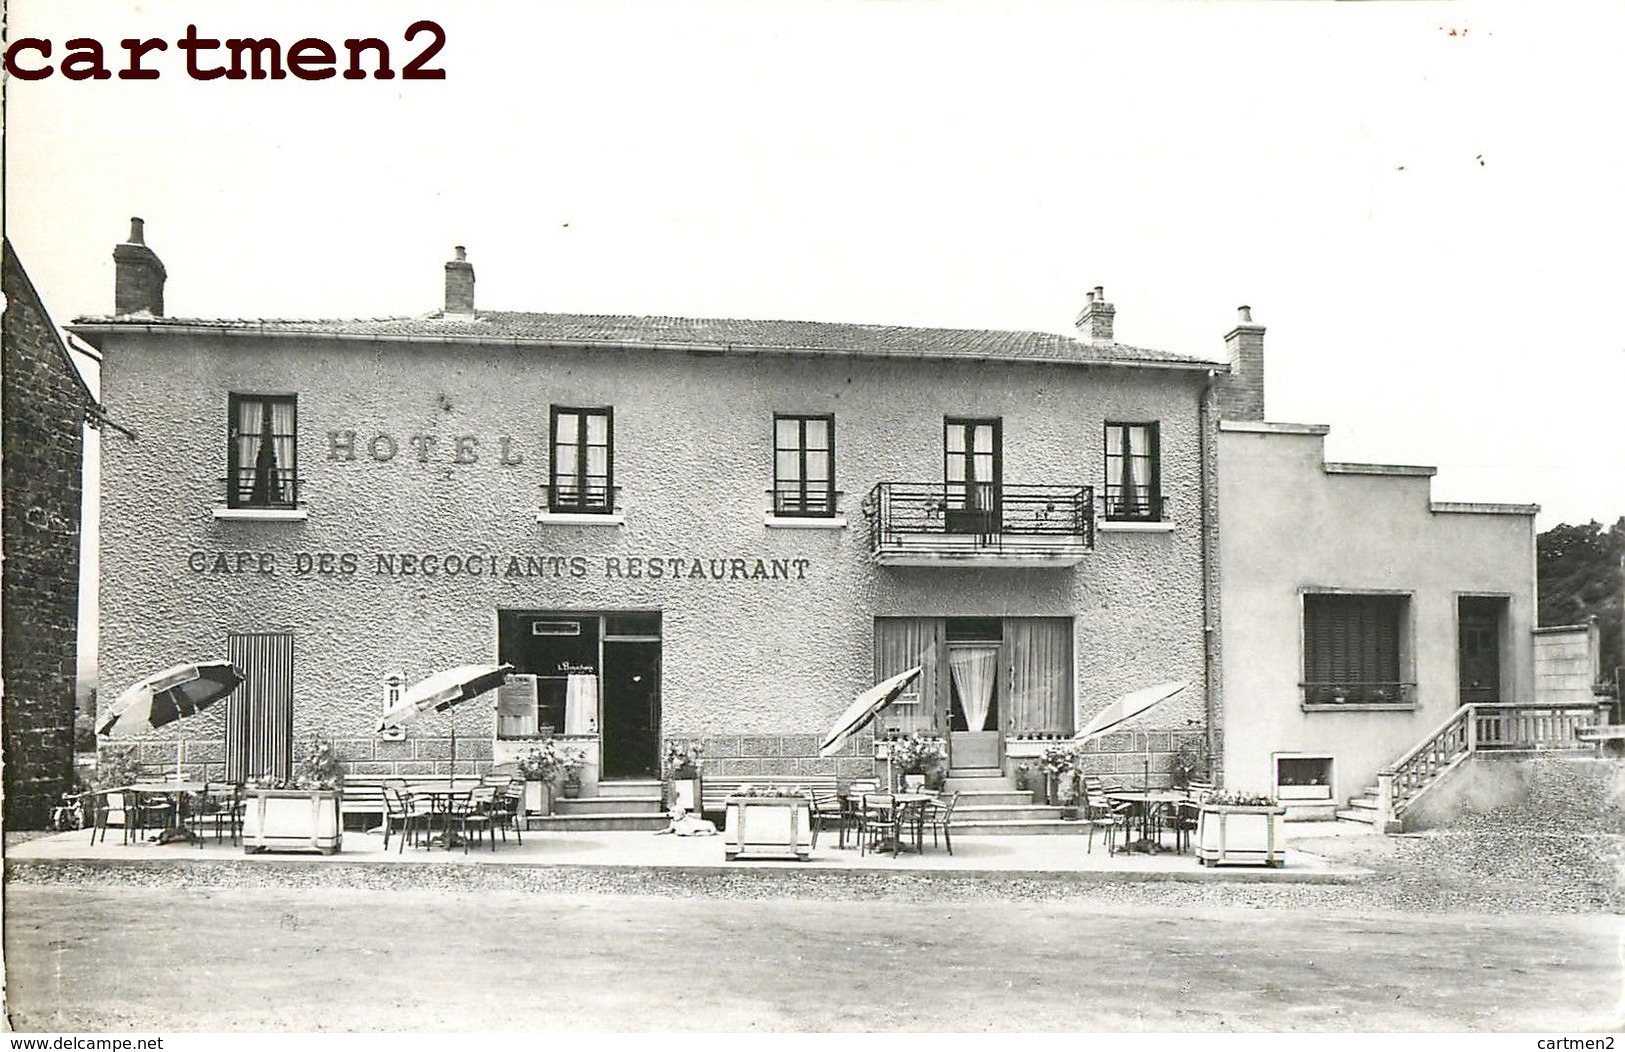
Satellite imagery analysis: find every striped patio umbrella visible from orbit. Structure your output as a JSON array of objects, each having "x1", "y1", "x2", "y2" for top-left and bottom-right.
[{"x1": 98, "y1": 660, "x2": 245, "y2": 780}]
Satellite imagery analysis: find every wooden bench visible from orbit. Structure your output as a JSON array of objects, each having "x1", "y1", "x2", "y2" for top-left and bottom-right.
[
  {"x1": 700, "y1": 774, "x2": 839, "y2": 820},
  {"x1": 339, "y1": 781, "x2": 388, "y2": 831}
]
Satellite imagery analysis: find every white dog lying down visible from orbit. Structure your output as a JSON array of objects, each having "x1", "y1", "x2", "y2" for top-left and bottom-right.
[{"x1": 654, "y1": 808, "x2": 717, "y2": 836}]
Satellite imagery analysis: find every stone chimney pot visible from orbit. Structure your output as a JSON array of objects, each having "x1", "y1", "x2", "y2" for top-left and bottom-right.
[
  {"x1": 444, "y1": 245, "x2": 475, "y2": 315},
  {"x1": 113, "y1": 216, "x2": 167, "y2": 316}
]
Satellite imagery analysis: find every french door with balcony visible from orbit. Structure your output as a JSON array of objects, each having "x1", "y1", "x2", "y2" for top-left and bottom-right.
[{"x1": 944, "y1": 418, "x2": 1001, "y2": 534}]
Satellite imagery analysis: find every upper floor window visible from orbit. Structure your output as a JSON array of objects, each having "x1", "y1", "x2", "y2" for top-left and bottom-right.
[
  {"x1": 550, "y1": 406, "x2": 613, "y2": 513},
  {"x1": 773, "y1": 414, "x2": 835, "y2": 516},
  {"x1": 1104, "y1": 422, "x2": 1161, "y2": 521},
  {"x1": 227, "y1": 394, "x2": 298, "y2": 508},
  {"x1": 944, "y1": 417, "x2": 1002, "y2": 533}
]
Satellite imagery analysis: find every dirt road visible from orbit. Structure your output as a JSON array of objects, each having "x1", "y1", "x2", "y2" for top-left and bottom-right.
[{"x1": 5, "y1": 884, "x2": 1620, "y2": 1031}]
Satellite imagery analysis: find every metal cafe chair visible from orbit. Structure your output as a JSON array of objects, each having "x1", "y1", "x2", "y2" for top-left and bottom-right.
[
  {"x1": 186, "y1": 782, "x2": 243, "y2": 846},
  {"x1": 453, "y1": 784, "x2": 499, "y2": 853},
  {"x1": 380, "y1": 785, "x2": 427, "y2": 853},
  {"x1": 486, "y1": 777, "x2": 525, "y2": 846},
  {"x1": 1083, "y1": 793, "x2": 1131, "y2": 856},
  {"x1": 858, "y1": 792, "x2": 901, "y2": 858},
  {"x1": 923, "y1": 790, "x2": 961, "y2": 855},
  {"x1": 806, "y1": 783, "x2": 844, "y2": 849},
  {"x1": 1166, "y1": 780, "x2": 1213, "y2": 854}
]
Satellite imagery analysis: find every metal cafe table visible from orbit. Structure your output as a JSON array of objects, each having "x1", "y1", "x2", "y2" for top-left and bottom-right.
[
  {"x1": 405, "y1": 781, "x2": 473, "y2": 850},
  {"x1": 845, "y1": 791, "x2": 937, "y2": 855},
  {"x1": 1104, "y1": 788, "x2": 1187, "y2": 854},
  {"x1": 127, "y1": 780, "x2": 208, "y2": 844}
]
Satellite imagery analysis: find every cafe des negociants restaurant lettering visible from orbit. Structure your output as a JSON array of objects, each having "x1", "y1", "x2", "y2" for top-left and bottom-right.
[{"x1": 186, "y1": 550, "x2": 815, "y2": 582}]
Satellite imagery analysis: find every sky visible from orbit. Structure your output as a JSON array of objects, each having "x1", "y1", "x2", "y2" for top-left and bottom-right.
[{"x1": 5, "y1": 0, "x2": 1623, "y2": 538}]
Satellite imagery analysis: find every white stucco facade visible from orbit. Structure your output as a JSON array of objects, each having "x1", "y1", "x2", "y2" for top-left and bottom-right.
[{"x1": 1217, "y1": 421, "x2": 1538, "y2": 805}]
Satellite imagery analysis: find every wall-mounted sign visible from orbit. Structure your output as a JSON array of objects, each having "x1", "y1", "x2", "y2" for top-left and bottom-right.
[{"x1": 185, "y1": 549, "x2": 813, "y2": 581}]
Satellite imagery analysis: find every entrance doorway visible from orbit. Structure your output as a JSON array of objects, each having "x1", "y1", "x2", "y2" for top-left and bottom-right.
[
  {"x1": 497, "y1": 611, "x2": 662, "y2": 782},
  {"x1": 1458, "y1": 597, "x2": 1506, "y2": 706},
  {"x1": 947, "y1": 617, "x2": 1002, "y2": 770}
]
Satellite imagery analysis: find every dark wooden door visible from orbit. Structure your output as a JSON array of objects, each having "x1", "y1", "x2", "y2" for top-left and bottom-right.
[
  {"x1": 601, "y1": 640, "x2": 660, "y2": 779},
  {"x1": 1458, "y1": 601, "x2": 1502, "y2": 706}
]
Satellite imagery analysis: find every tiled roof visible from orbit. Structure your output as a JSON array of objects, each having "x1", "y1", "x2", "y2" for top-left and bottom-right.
[{"x1": 69, "y1": 309, "x2": 1224, "y2": 369}]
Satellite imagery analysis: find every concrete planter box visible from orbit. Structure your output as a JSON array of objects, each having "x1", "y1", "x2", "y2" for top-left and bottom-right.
[
  {"x1": 669, "y1": 777, "x2": 702, "y2": 813},
  {"x1": 523, "y1": 778, "x2": 554, "y2": 816},
  {"x1": 242, "y1": 789, "x2": 343, "y2": 855},
  {"x1": 1196, "y1": 804, "x2": 1286, "y2": 867},
  {"x1": 723, "y1": 796, "x2": 812, "y2": 861}
]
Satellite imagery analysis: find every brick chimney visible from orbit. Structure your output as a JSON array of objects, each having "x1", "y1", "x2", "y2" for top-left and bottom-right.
[
  {"x1": 1074, "y1": 285, "x2": 1115, "y2": 343},
  {"x1": 1218, "y1": 305, "x2": 1266, "y2": 420},
  {"x1": 113, "y1": 217, "x2": 166, "y2": 316},
  {"x1": 444, "y1": 245, "x2": 474, "y2": 315}
]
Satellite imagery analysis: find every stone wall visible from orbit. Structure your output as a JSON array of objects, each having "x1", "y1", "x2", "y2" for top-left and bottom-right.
[{"x1": 2, "y1": 241, "x2": 87, "y2": 827}]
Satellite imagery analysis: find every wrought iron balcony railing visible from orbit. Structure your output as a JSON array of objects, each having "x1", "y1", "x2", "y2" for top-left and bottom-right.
[
  {"x1": 539, "y1": 482, "x2": 622, "y2": 515},
  {"x1": 223, "y1": 473, "x2": 305, "y2": 510},
  {"x1": 766, "y1": 487, "x2": 844, "y2": 518},
  {"x1": 1300, "y1": 681, "x2": 1416, "y2": 708},
  {"x1": 863, "y1": 483, "x2": 1095, "y2": 566}
]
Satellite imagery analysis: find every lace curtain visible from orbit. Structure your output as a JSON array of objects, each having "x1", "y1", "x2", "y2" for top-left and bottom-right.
[{"x1": 948, "y1": 645, "x2": 999, "y2": 732}]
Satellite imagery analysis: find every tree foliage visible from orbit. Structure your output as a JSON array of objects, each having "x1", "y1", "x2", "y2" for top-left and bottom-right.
[{"x1": 1537, "y1": 517, "x2": 1625, "y2": 686}]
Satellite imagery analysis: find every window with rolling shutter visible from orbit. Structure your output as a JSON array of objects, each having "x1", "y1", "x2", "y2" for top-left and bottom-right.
[{"x1": 1302, "y1": 593, "x2": 1412, "y2": 706}]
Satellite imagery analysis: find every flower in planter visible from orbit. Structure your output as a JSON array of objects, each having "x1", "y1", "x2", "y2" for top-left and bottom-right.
[
  {"x1": 889, "y1": 732, "x2": 946, "y2": 776},
  {"x1": 248, "y1": 739, "x2": 346, "y2": 790},
  {"x1": 518, "y1": 739, "x2": 584, "y2": 782},
  {"x1": 1204, "y1": 789, "x2": 1279, "y2": 807},
  {"x1": 733, "y1": 784, "x2": 806, "y2": 799}
]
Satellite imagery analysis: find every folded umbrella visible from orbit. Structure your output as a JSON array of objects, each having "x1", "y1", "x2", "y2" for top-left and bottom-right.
[
  {"x1": 819, "y1": 666, "x2": 923, "y2": 759},
  {"x1": 1070, "y1": 680, "x2": 1189, "y2": 746}
]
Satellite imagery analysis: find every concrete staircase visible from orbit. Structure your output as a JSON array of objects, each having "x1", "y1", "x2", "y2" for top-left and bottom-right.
[
  {"x1": 1336, "y1": 787, "x2": 1383, "y2": 827},
  {"x1": 528, "y1": 779, "x2": 668, "y2": 832},
  {"x1": 942, "y1": 767, "x2": 1092, "y2": 835}
]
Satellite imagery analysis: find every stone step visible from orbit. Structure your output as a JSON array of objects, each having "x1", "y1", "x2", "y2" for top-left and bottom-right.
[
  {"x1": 946, "y1": 767, "x2": 1005, "y2": 780},
  {"x1": 527, "y1": 812, "x2": 671, "y2": 833},
  {"x1": 597, "y1": 780, "x2": 662, "y2": 800},
  {"x1": 949, "y1": 818, "x2": 1103, "y2": 836},
  {"x1": 953, "y1": 803, "x2": 1069, "y2": 823},
  {"x1": 943, "y1": 775, "x2": 1016, "y2": 792},
  {"x1": 1345, "y1": 795, "x2": 1380, "y2": 811},
  {"x1": 944, "y1": 789, "x2": 1039, "y2": 807},
  {"x1": 551, "y1": 795, "x2": 664, "y2": 816},
  {"x1": 1335, "y1": 808, "x2": 1378, "y2": 824}
]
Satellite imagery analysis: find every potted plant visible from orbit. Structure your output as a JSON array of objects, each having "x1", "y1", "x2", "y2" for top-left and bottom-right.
[
  {"x1": 1013, "y1": 763, "x2": 1032, "y2": 793},
  {"x1": 722, "y1": 784, "x2": 813, "y2": 861},
  {"x1": 1196, "y1": 789, "x2": 1287, "y2": 868},
  {"x1": 242, "y1": 739, "x2": 344, "y2": 855},
  {"x1": 1037, "y1": 743, "x2": 1073, "y2": 805},
  {"x1": 890, "y1": 732, "x2": 945, "y2": 794},
  {"x1": 663, "y1": 741, "x2": 704, "y2": 813},
  {"x1": 1170, "y1": 733, "x2": 1210, "y2": 790},
  {"x1": 560, "y1": 746, "x2": 586, "y2": 799},
  {"x1": 517, "y1": 740, "x2": 569, "y2": 816}
]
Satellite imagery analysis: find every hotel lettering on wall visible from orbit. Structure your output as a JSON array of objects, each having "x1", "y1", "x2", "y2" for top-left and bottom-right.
[
  {"x1": 185, "y1": 550, "x2": 813, "y2": 581},
  {"x1": 326, "y1": 430, "x2": 531, "y2": 466}
]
